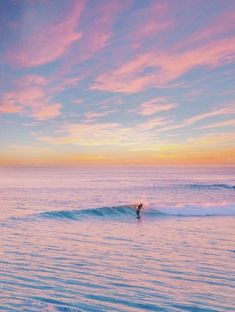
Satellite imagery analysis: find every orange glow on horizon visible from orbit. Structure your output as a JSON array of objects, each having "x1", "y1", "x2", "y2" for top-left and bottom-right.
[{"x1": 0, "y1": 146, "x2": 235, "y2": 167}]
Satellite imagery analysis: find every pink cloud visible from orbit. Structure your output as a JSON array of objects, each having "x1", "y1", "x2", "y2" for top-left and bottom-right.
[
  {"x1": 53, "y1": 76, "x2": 84, "y2": 93},
  {"x1": 199, "y1": 119, "x2": 235, "y2": 129},
  {"x1": 84, "y1": 109, "x2": 117, "y2": 121},
  {"x1": 158, "y1": 105, "x2": 235, "y2": 132},
  {"x1": 37, "y1": 115, "x2": 171, "y2": 148},
  {"x1": 138, "y1": 117, "x2": 171, "y2": 131},
  {"x1": 81, "y1": 1, "x2": 126, "y2": 52},
  {"x1": 0, "y1": 75, "x2": 62, "y2": 120},
  {"x1": 47, "y1": 67, "x2": 91, "y2": 94},
  {"x1": 17, "y1": 75, "x2": 48, "y2": 86},
  {"x1": 125, "y1": 2, "x2": 173, "y2": 48},
  {"x1": 184, "y1": 106, "x2": 235, "y2": 125},
  {"x1": 32, "y1": 103, "x2": 61, "y2": 120},
  {"x1": 39, "y1": 122, "x2": 125, "y2": 146},
  {"x1": 73, "y1": 99, "x2": 82, "y2": 105},
  {"x1": 59, "y1": 0, "x2": 132, "y2": 74},
  {"x1": 0, "y1": 101, "x2": 23, "y2": 114},
  {"x1": 92, "y1": 37, "x2": 235, "y2": 93},
  {"x1": 137, "y1": 98, "x2": 176, "y2": 116},
  {"x1": 177, "y1": 10, "x2": 235, "y2": 51},
  {"x1": 6, "y1": 1, "x2": 85, "y2": 67}
]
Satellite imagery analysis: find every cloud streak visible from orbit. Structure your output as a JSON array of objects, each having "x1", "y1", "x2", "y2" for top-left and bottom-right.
[
  {"x1": 92, "y1": 37, "x2": 235, "y2": 93},
  {"x1": 0, "y1": 75, "x2": 62, "y2": 120},
  {"x1": 1, "y1": 0, "x2": 235, "y2": 165},
  {"x1": 84, "y1": 109, "x2": 118, "y2": 122},
  {"x1": 158, "y1": 105, "x2": 235, "y2": 132},
  {"x1": 135, "y1": 98, "x2": 176, "y2": 116},
  {"x1": 38, "y1": 115, "x2": 171, "y2": 147},
  {"x1": 199, "y1": 119, "x2": 235, "y2": 129},
  {"x1": 5, "y1": 1, "x2": 85, "y2": 67}
]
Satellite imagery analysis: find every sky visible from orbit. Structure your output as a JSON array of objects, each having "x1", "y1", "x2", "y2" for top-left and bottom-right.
[{"x1": 0, "y1": 0, "x2": 235, "y2": 166}]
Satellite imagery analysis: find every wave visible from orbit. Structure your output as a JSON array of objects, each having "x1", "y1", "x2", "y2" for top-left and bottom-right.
[
  {"x1": 5, "y1": 204, "x2": 234, "y2": 225},
  {"x1": 39, "y1": 205, "x2": 165, "y2": 221},
  {"x1": 156, "y1": 205, "x2": 235, "y2": 217},
  {"x1": 185, "y1": 183, "x2": 235, "y2": 190},
  {"x1": 38, "y1": 204, "x2": 235, "y2": 221}
]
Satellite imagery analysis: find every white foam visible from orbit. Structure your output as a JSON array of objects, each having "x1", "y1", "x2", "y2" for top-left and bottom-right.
[{"x1": 145, "y1": 203, "x2": 235, "y2": 216}]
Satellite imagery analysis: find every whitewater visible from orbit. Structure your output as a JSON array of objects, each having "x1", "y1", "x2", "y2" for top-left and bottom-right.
[{"x1": 0, "y1": 166, "x2": 235, "y2": 311}]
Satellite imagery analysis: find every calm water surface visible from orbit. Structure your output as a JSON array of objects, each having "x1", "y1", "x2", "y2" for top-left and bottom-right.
[{"x1": 0, "y1": 167, "x2": 235, "y2": 311}]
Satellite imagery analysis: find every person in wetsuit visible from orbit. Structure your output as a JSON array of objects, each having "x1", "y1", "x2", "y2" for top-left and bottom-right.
[{"x1": 136, "y1": 203, "x2": 143, "y2": 218}]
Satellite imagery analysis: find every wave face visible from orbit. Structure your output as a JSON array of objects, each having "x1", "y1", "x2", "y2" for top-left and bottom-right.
[
  {"x1": 39, "y1": 205, "x2": 166, "y2": 221},
  {"x1": 40, "y1": 205, "x2": 135, "y2": 220},
  {"x1": 38, "y1": 204, "x2": 235, "y2": 221},
  {"x1": 185, "y1": 183, "x2": 235, "y2": 190}
]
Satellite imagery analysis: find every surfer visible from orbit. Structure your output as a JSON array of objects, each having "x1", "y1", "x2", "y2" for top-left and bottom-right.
[{"x1": 136, "y1": 203, "x2": 143, "y2": 218}]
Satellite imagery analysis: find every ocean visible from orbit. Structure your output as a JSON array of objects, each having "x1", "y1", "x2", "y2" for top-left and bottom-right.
[{"x1": 0, "y1": 166, "x2": 234, "y2": 311}]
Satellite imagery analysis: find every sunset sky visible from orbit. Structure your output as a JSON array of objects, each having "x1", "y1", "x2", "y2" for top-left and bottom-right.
[{"x1": 0, "y1": 0, "x2": 235, "y2": 166}]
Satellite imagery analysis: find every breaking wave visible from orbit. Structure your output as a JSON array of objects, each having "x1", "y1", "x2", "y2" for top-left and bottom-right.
[
  {"x1": 39, "y1": 205, "x2": 165, "y2": 220},
  {"x1": 185, "y1": 183, "x2": 235, "y2": 190},
  {"x1": 38, "y1": 204, "x2": 235, "y2": 221}
]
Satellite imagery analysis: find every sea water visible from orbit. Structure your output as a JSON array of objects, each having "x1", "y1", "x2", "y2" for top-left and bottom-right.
[{"x1": 0, "y1": 166, "x2": 234, "y2": 311}]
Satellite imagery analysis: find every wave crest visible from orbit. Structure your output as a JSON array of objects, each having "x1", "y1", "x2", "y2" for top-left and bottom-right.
[
  {"x1": 186, "y1": 183, "x2": 235, "y2": 190},
  {"x1": 37, "y1": 204, "x2": 235, "y2": 222},
  {"x1": 40, "y1": 205, "x2": 165, "y2": 221}
]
